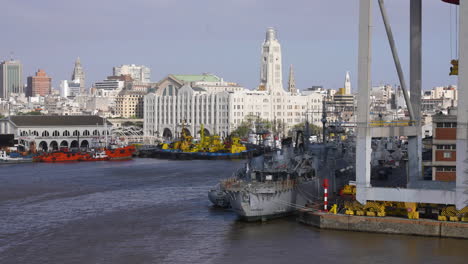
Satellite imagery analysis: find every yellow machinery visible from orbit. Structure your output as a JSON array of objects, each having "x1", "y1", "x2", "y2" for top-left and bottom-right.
[
  {"x1": 162, "y1": 124, "x2": 247, "y2": 154},
  {"x1": 225, "y1": 137, "x2": 247, "y2": 154},
  {"x1": 340, "y1": 185, "x2": 356, "y2": 196},
  {"x1": 342, "y1": 199, "x2": 468, "y2": 222},
  {"x1": 344, "y1": 201, "x2": 417, "y2": 219},
  {"x1": 438, "y1": 206, "x2": 468, "y2": 222},
  {"x1": 450, "y1": 59, "x2": 458, "y2": 75}
]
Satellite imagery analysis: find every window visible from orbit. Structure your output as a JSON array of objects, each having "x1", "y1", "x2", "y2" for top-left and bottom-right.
[
  {"x1": 436, "y1": 166, "x2": 456, "y2": 172},
  {"x1": 437, "y1": 145, "x2": 456, "y2": 150},
  {"x1": 443, "y1": 152, "x2": 452, "y2": 158},
  {"x1": 437, "y1": 122, "x2": 457, "y2": 128}
]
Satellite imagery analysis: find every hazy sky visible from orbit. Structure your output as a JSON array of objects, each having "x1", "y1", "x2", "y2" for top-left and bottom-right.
[{"x1": 2, "y1": 0, "x2": 459, "y2": 92}]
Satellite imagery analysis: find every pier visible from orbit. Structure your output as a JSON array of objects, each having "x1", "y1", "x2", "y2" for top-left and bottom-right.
[{"x1": 298, "y1": 210, "x2": 468, "y2": 239}]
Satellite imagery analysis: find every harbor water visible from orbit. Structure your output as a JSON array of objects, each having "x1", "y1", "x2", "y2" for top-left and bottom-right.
[{"x1": 0, "y1": 159, "x2": 466, "y2": 264}]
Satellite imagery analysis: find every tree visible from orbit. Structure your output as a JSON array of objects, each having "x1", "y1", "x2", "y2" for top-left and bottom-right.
[
  {"x1": 231, "y1": 114, "x2": 276, "y2": 138},
  {"x1": 289, "y1": 122, "x2": 322, "y2": 137},
  {"x1": 231, "y1": 121, "x2": 252, "y2": 138}
]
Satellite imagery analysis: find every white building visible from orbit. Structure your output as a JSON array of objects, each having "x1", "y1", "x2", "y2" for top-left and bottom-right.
[
  {"x1": 259, "y1": 28, "x2": 283, "y2": 94},
  {"x1": 143, "y1": 28, "x2": 324, "y2": 140},
  {"x1": 60, "y1": 79, "x2": 81, "y2": 98},
  {"x1": 93, "y1": 79, "x2": 124, "y2": 97},
  {"x1": 113, "y1": 64, "x2": 151, "y2": 83},
  {"x1": 145, "y1": 85, "x2": 230, "y2": 138},
  {"x1": 0, "y1": 115, "x2": 111, "y2": 151}
]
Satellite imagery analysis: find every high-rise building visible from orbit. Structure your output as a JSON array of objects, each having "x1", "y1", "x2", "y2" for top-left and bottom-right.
[
  {"x1": 113, "y1": 64, "x2": 151, "y2": 83},
  {"x1": 0, "y1": 60, "x2": 23, "y2": 99},
  {"x1": 259, "y1": 28, "x2": 283, "y2": 94},
  {"x1": 26, "y1": 69, "x2": 52, "y2": 97},
  {"x1": 60, "y1": 79, "x2": 81, "y2": 98},
  {"x1": 71, "y1": 57, "x2": 85, "y2": 94}
]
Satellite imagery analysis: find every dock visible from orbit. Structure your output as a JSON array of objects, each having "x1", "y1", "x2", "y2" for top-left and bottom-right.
[{"x1": 298, "y1": 209, "x2": 468, "y2": 239}]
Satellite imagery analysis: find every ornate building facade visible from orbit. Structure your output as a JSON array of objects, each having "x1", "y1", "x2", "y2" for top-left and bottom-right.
[{"x1": 143, "y1": 28, "x2": 324, "y2": 141}]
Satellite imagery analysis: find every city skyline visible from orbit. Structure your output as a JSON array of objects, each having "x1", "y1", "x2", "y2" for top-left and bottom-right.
[{"x1": 2, "y1": 0, "x2": 459, "y2": 91}]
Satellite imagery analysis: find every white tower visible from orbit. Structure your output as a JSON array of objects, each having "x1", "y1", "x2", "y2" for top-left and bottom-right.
[
  {"x1": 344, "y1": 71, "x2": 351, "y2": 95},
  {"x1": 260, "y1": 28, "x2": 284, "y2": 94}
]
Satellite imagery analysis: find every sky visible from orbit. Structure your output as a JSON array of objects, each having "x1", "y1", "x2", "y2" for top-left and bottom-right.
[{"x1": 1, "y1": 0, "x2": 459, "y2": 92}]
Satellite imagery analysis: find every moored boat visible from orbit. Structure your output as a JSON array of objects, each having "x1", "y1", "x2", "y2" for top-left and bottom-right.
[
  {"x1": 0, "y1": 150, "x2": 33, "y2": 164},
  {"x1": 34, "y1": 151, "x2": 91, "y2": 163},
  {"x1": 104, "y1": 145, "x2": 136, "y2": 160}
]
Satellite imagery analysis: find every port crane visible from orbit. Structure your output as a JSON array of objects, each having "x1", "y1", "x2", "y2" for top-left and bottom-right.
[{"x1": 354, "y1": 0, "x2": 467, "y2": 219}]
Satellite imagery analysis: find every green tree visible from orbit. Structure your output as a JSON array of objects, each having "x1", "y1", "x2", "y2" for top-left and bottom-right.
[
  {"x1": 289, "y1": 122, "x2": 322, "y2": 137},
  {"x1": 231, "y1": 121, "x2": 252, "y2": 138},
  {"x1": 231, "y1": 115, "x2": 275, "y2": 138}
]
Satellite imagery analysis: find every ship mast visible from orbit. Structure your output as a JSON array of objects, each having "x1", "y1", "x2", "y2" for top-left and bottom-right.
[{"x1": 104, "y1": 117, "x2": 108, "y2": 148}]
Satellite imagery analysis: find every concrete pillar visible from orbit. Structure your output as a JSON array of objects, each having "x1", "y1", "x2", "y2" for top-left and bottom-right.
[
  {"x1": 356, "y1": 0, "x2": 373, "y2": 204},
  {"x1": 408, "y1": 0, "x2": 423, "y2": 185},
  {"x1": 456, "y1": 0, "x2": 468, "y2": 209}
]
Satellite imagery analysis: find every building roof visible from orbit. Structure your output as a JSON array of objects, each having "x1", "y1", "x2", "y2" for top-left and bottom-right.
[
  {"x1": 172, "y1": 74, "x2": 221, "y2": 83},
  {"x1": 192, "y1": 87, "x2": 207, "y2": 92},
  {"x1": 118, "y1": 89, "x2": 147, "y2": 96},
  {"x1": 4, "y1": 115, "x2": 112, "y2": 127}
]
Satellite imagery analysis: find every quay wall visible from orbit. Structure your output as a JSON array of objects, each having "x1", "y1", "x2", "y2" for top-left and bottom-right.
[{"x1": 298, "y1": 210, "x2": 468, "y2": 239}]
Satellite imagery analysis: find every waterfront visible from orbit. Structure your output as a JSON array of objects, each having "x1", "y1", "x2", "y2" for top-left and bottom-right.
[{"x1": 0, "y1": 159, "x2": 466, "y2": 264}]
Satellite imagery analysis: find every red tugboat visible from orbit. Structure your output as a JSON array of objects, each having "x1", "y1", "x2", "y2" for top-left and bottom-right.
[
  {"x1": 34, "y1": 150, "x2": 91, "y2": 163},
  {"x1": 104, "y1": 145, "x2": 136, "y2": 160}
]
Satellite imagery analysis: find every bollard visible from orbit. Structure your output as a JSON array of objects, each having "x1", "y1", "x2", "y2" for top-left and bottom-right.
[{"x1": 323, "y1": 179, "x2": 329, "y2": 211}]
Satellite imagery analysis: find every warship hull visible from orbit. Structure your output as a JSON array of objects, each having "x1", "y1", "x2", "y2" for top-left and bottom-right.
[{"x1": 227, "y1": 179, "x2": 318, "y2": 221}]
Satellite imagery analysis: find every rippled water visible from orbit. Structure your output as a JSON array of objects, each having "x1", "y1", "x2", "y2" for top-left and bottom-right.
[{"x1": 0, "y1": 159, "x2": 466, "y2": 264}]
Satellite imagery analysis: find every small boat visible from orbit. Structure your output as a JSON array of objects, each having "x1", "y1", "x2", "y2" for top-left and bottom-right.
[
  {"x1": 104, "y1": 145, "x2": 136, "y2": 160},
  {"x1": 34, "y1": 151, "x2": 91, "y2": 163},
  {"x1": 0, "y1": 150, "x2": 33, "y2": 164}
]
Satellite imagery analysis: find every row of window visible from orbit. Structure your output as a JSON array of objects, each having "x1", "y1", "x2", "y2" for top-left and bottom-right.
[
  {"x1": 436, "y1": 166, "x2": 456, "y2": 172},
  {"x1": 436, "y1": 122, "x2": 457, "y2": 128},
  {"x1": 20, "y1": 130, "x2": 107, "y2": 137},
  {"x1": 436, "y1": 144, "x2": 456, "y2": 150}
]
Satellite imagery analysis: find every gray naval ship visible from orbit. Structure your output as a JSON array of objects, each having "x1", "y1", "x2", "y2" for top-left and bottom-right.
[{"x1": 208, "y1": 133, "x2": 354, "y2": 221}]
